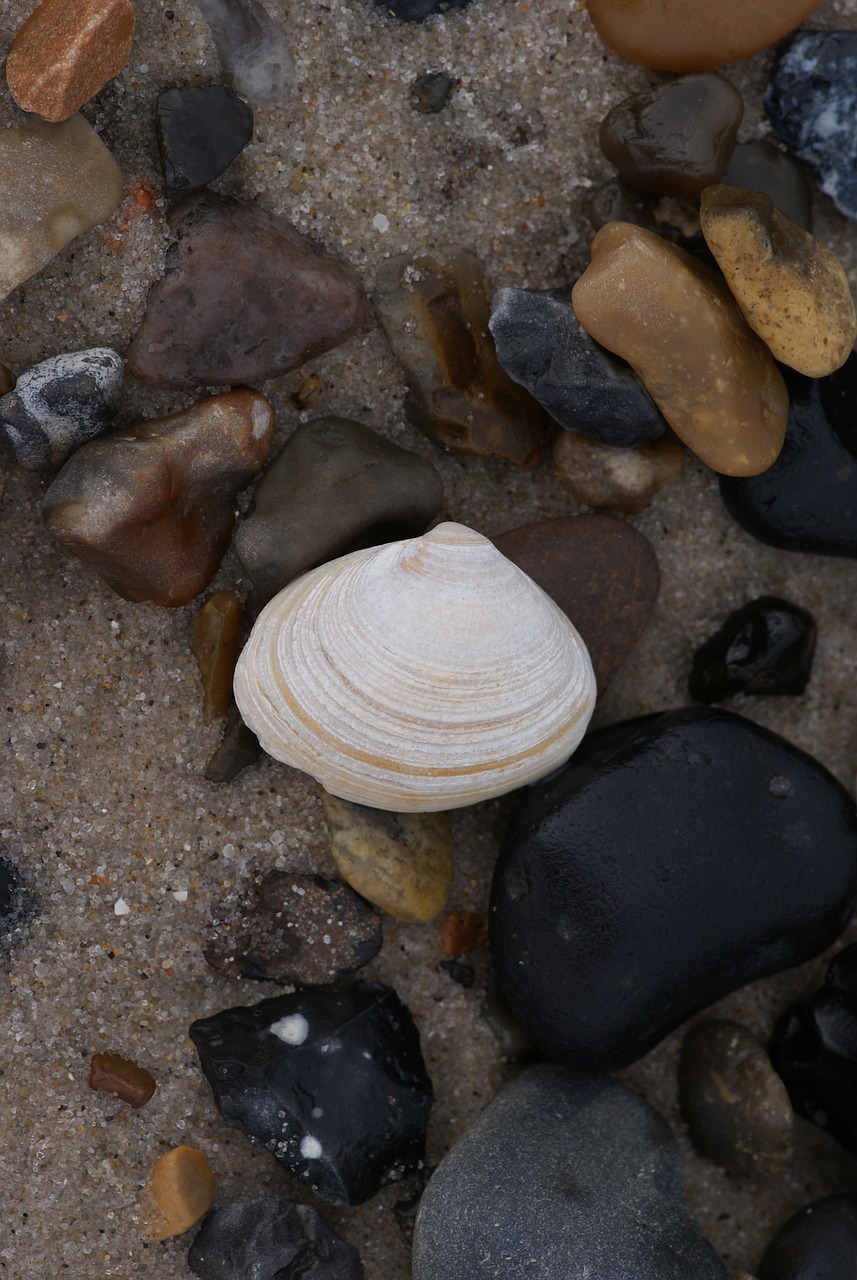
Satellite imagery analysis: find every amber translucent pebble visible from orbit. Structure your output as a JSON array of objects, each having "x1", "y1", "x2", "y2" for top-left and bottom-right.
[
  {"x1": 191, "y1": 589, "x2": 242, "y2": 724},
  {"x1": 572, "y1": 222, "x2": 788, "y2": 477},
  {"x1": 139, "y1": 1145, "x2": 216, "y2": 1241},
  {"x1": 88, "y1": 1052, "x2": 156, "y2": 1109},
  {"x1": 585, "y1": 0, "x2": 823, "y2": 73}
]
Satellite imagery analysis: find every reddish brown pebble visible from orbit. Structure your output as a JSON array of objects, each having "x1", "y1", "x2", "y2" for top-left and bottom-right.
[
  {"x1": 139, "y1": 1145, "x2": 216, "y2": 1241},
  {"x1": 438, "y1": 911, "x2": 488, "y2": 956},
  {"x1": 6, "y1": 0, "x2": 136, "y2": 124},
  {"x1": 553, "y1": 430, "x2": 685, "y2": 514},
  {"x1": 0, "y1": 364, "x2": 15, "y2": 396},
  {"x1": 191, "y1": 589, "x2": 242, "y2": 724},
  {"x1": 89, "y1": 1051, "x2": 156, "y2": 1109}
]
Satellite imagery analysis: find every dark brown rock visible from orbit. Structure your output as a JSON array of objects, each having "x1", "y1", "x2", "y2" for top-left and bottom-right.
[
  {"x1": 492, "y1": 514, "x2": 660, "y2": 692},
  {"x1": 88, "y1": 1052, "x2": 157, "y2": 1109},
  {"x1": 438, "y1": 911, "x2": 488, "y2": 956},
  {"x1": 0, "y1": 364, "x2": 15, "y2": 396},
  {"x1": 204, "y1": 707, "x2": 262, "y2": 783},
  {"x1": 191, "y1": 590, "x2": 243, "y2": 724},
  {"x1": 126, "y1": 191, "x2": 367, "y2": 390}
]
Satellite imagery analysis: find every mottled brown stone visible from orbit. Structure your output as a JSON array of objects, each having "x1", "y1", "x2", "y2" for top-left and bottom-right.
[
  {"x1": 553, "y1": 430, "x2": 685, "y2": 514},
  {"x1": 700, "y1": 184, "x2": 857, "y2": 378},
  {"x1": 493, "y1": 514, "x2": 659, "y2": 693},
  {"x1": 43, "y1": 389, "x2": 274, "y2": 607},
  {"x1": 88, "y1": 1052, "x2": 156, "y2": 1109},
  {"x1": 438, "y1": 911, "x2": 488, "y2": 956},
  {"x1": 572, "y1": 222, "x2": 789, "y2": 477},
  {"x1": 191, "y1": 590, "x2": 243, "y2": 724},
  {"x1": 6, "y1": 0, "x2": 135, "y2": 123},
  {"x1": 139, "y1": 1146, "x2": 216, "y2": 1242}
]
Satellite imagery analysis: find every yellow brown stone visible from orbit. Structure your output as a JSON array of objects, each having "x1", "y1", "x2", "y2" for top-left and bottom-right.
[
  {"x1": 139, "y1": 1145, "x2": 215, "y2": 1242},
  {"x1": 553, "y1": 430, "x2": 685, "y2": 514},
  {"x1": 191, "y1": 589, "x2": 243, "y2": 724},
  {"x1": 700, "y1": 184, "x2": 857, "y2": 378},
  {"x1": 572, "y1": 222, "x2": 788, "y2": 477}
]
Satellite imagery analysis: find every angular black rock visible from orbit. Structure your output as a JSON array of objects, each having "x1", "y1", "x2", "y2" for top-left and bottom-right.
[
  {"x1": 374, "y1": 0, "x2": 471, "y2": 19},
  {"x1": 490, "y1": 707, "x2": 857, "y2": 1073},
  {"x1": 769, "y1": 942, "x2": 857, "y2": 1157},
  {"x1": 411, "y1": 72, "x2": 457, "y2": 113},
  {"x1": 758, "y1": 1195, "x2": 857, "y2": 1280},
  {"x1": 188, "y1": 1196, "x2": 364, "y2": 1279},
  {"x1": 0, "y1": 856, "x2": 34, "y2": 957},
  {"x1": 412, "y1": 1064, "x2": 729, "y2": 1280},
  {"x1": 489, "y1": 286, "x2": 666, "y2": 446},
  {"x1": 722, "y1": 141, "x2": 812, "y2": 231},
  {"x1": 689, "y1": 596, "x2": 817, "y2": 702},
  {"x1": 720, "y1": 354, "x2": 857, "y2": 558},
  {"x1": 766, "y1": 29, "x2": 857, "y2": 221},
  {"x1": 156, "y1": 85, "x2": 254, "y2": 192},
  {"x1": 189, "y1": 980, "x2": 433, "y2": 1206}
]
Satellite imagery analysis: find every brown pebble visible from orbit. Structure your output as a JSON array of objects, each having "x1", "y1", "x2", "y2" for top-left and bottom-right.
[
  {"x1": 139, "y1": 1145, "x2": 216, "y2": 1242},
  {"x1": 88, "y1": 1052, "x2": 156, "y2": 1109},
  {"x1": 438, "y1": 911, "x2": 488, "y2": 956},
  {"x1": 291, "y1": 373, "x2": 325, "y2": 410},
  {"x1": 553, "y1": 430, "x2": 685, "y2": 514},
  {"x1": 191, "y1": 590, "x2": 242, "y2": 724},
  {"x1": 700, "y1": 184, "x2": 857, "y2": 378},
  {"x1": 204, "y1": 706, "x2": 262, "y2": 783},
  {"x1": 572, "y1": 222, "x2": 789, "y2": 477},
  {"x1": 6, "y1": 0, "x2": 135, "y2": 123},
  {"x1": 492, "y1": 514, "x2": 659, "y2": 693},
  {"x1": 0, "y1": 364, "x2": 15, "y2": 396}
]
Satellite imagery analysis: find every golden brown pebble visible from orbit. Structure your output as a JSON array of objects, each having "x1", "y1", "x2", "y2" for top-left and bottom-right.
[
  {"x1": 88, "y1": 1052, "x2": 156, "y2": 1109},
  {"x1": 191, "y1": 589, "x2": 243, "y2": 724},
  {"x1": 700, "y1": 184, "x2": 857, "y2": 378},
  {"x1": 139, "y1": 1145, "x2": 216, "y2": 1242},
  {"x1": 553, "y1": 431, "x2": 685, "y2": 514},
  {"x1": 571, "y1": 222, "x2": 788, "y2": 477}
]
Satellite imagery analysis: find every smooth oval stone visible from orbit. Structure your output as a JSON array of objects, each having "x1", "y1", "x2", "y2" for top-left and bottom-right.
[
  {"x1": 126, "y1": 191, "x2": 368, "y2": 390},
  {"x1": 758, "y1": 1196, "x2": 857, "y2": 1280},
  {"x1": 599, "y1": 74, "x2": 743, "y2": 199},
  {"x1": 586, "y1": 0, "x2": 823, "y2": 72},
  {"x1": 700, "y1": 185, "x2": 856, "y2": 377},
  {"x1": 492, "y1": 514, "x2": 660, "y2": 693},
  {"x1": 553, "y1": 429, "x2": 685, "y2": 514},
  {"x1": 194, "y1": 0, "x2": 295, "y2": 109},
  {"x1": 191, "y1": 589, "x2": 243, "y2": 724},
  {"x1": 719, "y1": 355, "x2": 857, "y2": 557},
  {"x1": 722, "y1": 142, "x2": 812, "y2": 231},
  {"x1": 490, "y1": 706, "x2": 857, "y2": 1072},
  {"x1": 0, "y1": 114, "x2": 122, "y2": 301},
  {"x1": 413, "y1": 1064, "x2": 729, "y2": 1280},
  {"x1": 43, "y1": 389, "x2": 274, "y2": 607},
  {"x1": 188, "y1": 1196, "x2": 365, "y2": 1280},
  {"x1": 157, "y1": 85, "x2": 254, "y2": 192},
  {"x1": 572, "y1": 222, "x2": 789, "y2": 476},
  {"x1": 679, "y1": 1020, "x2": 794, "y2": 1177},
  {"x1": 689, "y1": 596, "x2": 817, "y2": 703},
  {"x1": 766, "y1": 30, "x2": 857, "y2": 222},
  {"x1": 235, "y1": 416, "x2": 444, "y2": 606},
  {"x1": 489, "y1": 286, "x2": 667, "y2": 446}
]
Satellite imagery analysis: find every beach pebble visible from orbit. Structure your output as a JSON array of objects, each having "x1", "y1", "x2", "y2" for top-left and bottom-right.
[
  {"x1": 492, "y1": 514, "x2": 660, "y2": 692},
  {"x1": 489, "y1": 286, "x2": 666, "y2": 446},
  {"x1": 126, "y1": 191, "x2": 367, "y2": 389},
  {"x1": 766, "y1": 30, "x2": 857, "y2": 222},
  {"x1": 0, "y1": 347, "x2": 123, "y2": 472},
  {"x1": 140, "y1": 1146, "x2": 216, "y2": 1242},
  {"x1": 599, "y1": 74, "x2": 743, "y2": 198},
  {"x1": 189, "y1": 981, "x2": 433, "y2": 1206},
  {"x1": 188, "y1": 1196, "x2": 364, "y2": 1279},
  {"x1": 5, "y1": 0, "x2": 135, "y2": 122},
  {"x1": 0, "y1": 365, "x2": 14, "y2": 396},
  {"x1": 0, "y1": 856, "x2": 35, "y2": 957},
  {"x1": 320, "y1": 791, "x2": 453, "y2": 923},
  {"x1": 553, "y1": 429, "x2": 685, "y2": 513},
  {"x1": 373, "y1": 246, "x2": 545, "y2": 467},
  {"x1": 411, "y1": 71, "x2": 457, "y2": 113},
  {"x1": 43, "y1": 389, "x2": 274, "y2": 607},
  {"x1": 722, "y1": 141, "x2": 812, "y2": 230},
  {"x1": 203, "y1": 869, "x2": 383, "y2": 985},
  {"x1": 700, "y1": 185, "x2": 856, "y2": 377},
  {"x1": 157, "y1": 85, "x2": 253, "y2": 191},
  {"x1": 490, "y1": 706, "x2": 857, "y2": 1072},
  {"x1": 572, "y1": 222, "x2": 788, "y2": 476},
  {"x1": 235, "y1": 416, "x2": 444, "y2": 606},
  {"x1": 481, "y1": 982, "x2": 539, "y2": 1061},
  {"x1": 194, "y1": 0, "x2": 295, "y2": 109},
  {"x1": 758, "y1": 1195, "x2": 857, "y2": 1280},
  {"x1": 88, "y1": 1052, "x2": 157, "y2": 1109},
  {"x1": 689, "y1": 596, "x2": 816, "y2": 703},
  {"x1": 375, "y1": 0, "x2": 471, "y2": 19},
  {"x1": 0, "y1": 114, "x2": 122, "y2": 301},
  {"x1": 679, "y1": 1020, "x2": 793, "y2": 1177},
  {"x1": 412, "y1": 1064, "x2": 729, "y2": 1280},
  {"x1": 204, "y1": 707, "x2": 261, "y2": 783},
  {"x1": 191, "y1": 590, "x2": 243, "y2": 724},
  {"x1": 588, "y1": 178, "x2": 705, "y2": 251},
  {"x1": 438, "y1": 911, "x2": 487, "y2": 956}
]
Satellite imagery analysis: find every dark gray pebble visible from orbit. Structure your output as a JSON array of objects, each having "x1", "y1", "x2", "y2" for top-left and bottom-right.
[
  {"x1": 157, "y1": 84, "x2": 253, "y2": 191},
  {"x1": 722, "y1": 141, "x2": 812, "y2": 230},
  {"x1": 188, "y1": 1196, "x2": 364, "y2": 1279},
  {"x1": 758, "y1": 1194, "x2": 857, "y2": 1280}
]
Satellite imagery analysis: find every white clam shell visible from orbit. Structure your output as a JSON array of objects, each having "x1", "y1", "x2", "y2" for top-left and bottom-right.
[{"x1": 233, "y1": 521, "x2": 597, "y2": 811}]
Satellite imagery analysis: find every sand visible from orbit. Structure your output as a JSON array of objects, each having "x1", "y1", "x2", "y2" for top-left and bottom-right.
[{"x1": 1, "y1": 0, "x2": 857, "y2": 1276}]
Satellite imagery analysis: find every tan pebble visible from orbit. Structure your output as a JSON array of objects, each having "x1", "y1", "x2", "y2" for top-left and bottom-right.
[
  {"x1": 572, "y1": 222, "x2": 788, "y2": 477},
  {"x1": 139, "y1": 1145, "x2": 215, "y2": 1242},
  {"x1": 700, "y1": 184, "x2": 857, "y2": 378},
  {"x1": 6, "y1": 0, "x2": 135, "y2": 123},
  {"x1": 320, "y1": 789, "x2": 453, "y2": 923},
  {"x1": 191, "y1": 589, "x2": 243, "y2": 724},
  {"x1": 553, "y1": 430, "x2": 685, "y2": 514}
]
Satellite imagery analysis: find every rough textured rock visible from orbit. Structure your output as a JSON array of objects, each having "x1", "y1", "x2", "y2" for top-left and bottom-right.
[
  {"x1": 126, "y1": 192, "x2": 367, "y2": 390},
  {"x1": 0, "y1": 114, "x2": 122, "y2": 301},
  {"x1": 191, "y1": 590, "x2": 243, "y2": 724},
  {"x1": 412, "y1": 1064, "x2": 729, "y2": 1280},
  {"x1": 689, "y1": 596, "x2": 817, "y2": 703},
  {"x1": 722, "y1": 142, "x2": 812, "y2": 231},
  {"x1": 553, "y1": 429, "x2": 685, "y2": 513},
  {"x1": 758, "y1": 1195, "x2": 857, "y2": 1280},
  {"x1": 188, "y1": 1197, "x2": 365, "y2": 1279},
  {"x1": 573, "y1": 221, "x2": 788, "y2": 476},
  {"x1": 157, "y1": 85, "x2": 254, "y2": 191},
  {"x1": 43, "y1": 389, "x2": 274, "y2": 607},
  {"x1": 411, "y1": 71, "x2": 457, "y2": 113},
  {"x1": 490, "y1": 707, "x2": 857, "y2": 1072},
  {"x1": 189, "y1": 981, "x2": 433, "y2": 1206},
  {"x1": 194, "y1": 0, "x2": 295, "y2": 109}
]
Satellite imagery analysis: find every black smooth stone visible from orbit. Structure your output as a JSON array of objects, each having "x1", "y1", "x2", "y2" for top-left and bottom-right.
[
  {"x1": 188, "y1": 1196, "x2": 364, "y2": 1279},
  {"x1": 719, "y1": 354, "x2": 857, "y2": 558},
  {"x1": 0, "y1": 856, "x2": 34, "y2": 957},
  {"x1": 490, "y1": 707, "x2": 857, "y2": 1073},
  {"x1": 411, "y1": 72, "x2": 457, "y2": 113},
  {"x1": 189, "y1": 980, "x2": 433, "y2": 1206},
  {"x1": 769, "y1": 942, "x2": 857, "y2": 1157},
  {"x1": 758, "y1": 1194, "x2": 857, "y2": 1280},
  {"x1": 156, "y1": 85, "x2": 254, "y2": 192},
  {"x1": 722, "y1": 141, "x2": 812, "y2": 230},
  {"x1": 374, "y1": 0, "x2": 471, "y2": 19},
  {"x1": 489, "y1": 286, "x2": 666, "y2": 446},
  {"x1": 766, "y1": 29, "x2": 857, "y2": 222},
  {"x1": 689, "y1": 595, "x2": 817, "y2": 702}
]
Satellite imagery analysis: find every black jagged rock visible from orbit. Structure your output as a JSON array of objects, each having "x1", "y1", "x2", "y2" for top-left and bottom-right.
[
  {"x1": 689, "y1": 595, "x2": 816, "y2": 702},
  {"x1": 188, "y1": 1196, "x2": 364, "y2": 1279},
  {"x1": 156, "y1": 84, "x2": 254, "y2": 192}
]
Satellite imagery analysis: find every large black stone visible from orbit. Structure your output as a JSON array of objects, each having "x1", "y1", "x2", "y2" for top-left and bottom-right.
[
  {"x1": 490, "y1": 707, "x2": 857, "y2": 1072},
  {"x1": 156, "y1": 85, "x2": 253, "y2": 192},
  {"x1": 189, "y1": 980, "x2": 433, "y2": 1206},
  {"x1": 188, "y1": 1196, "x2": 364, "y2": 1279},
  {"x1": 758, "y1": 1195, "x2": 857, "y2": 1280},
  {"x1": 689, "y1": 595, "x2": 817, "y2": 702}
]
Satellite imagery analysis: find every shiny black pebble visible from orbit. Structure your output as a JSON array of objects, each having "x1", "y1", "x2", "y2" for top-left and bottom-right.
[
  {"x1": 188, "y1": 1196, "x2": 364, "y2": 1279},
  {"x1": 689, "y1": 595, "x2": 816, "y2": 702},
  {"x1": 758, "y1": 1194, "x2": 857, "y2": 1280},
  {"x1": 156, "y1": 85, "x2": 253, "y2": 191}
]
